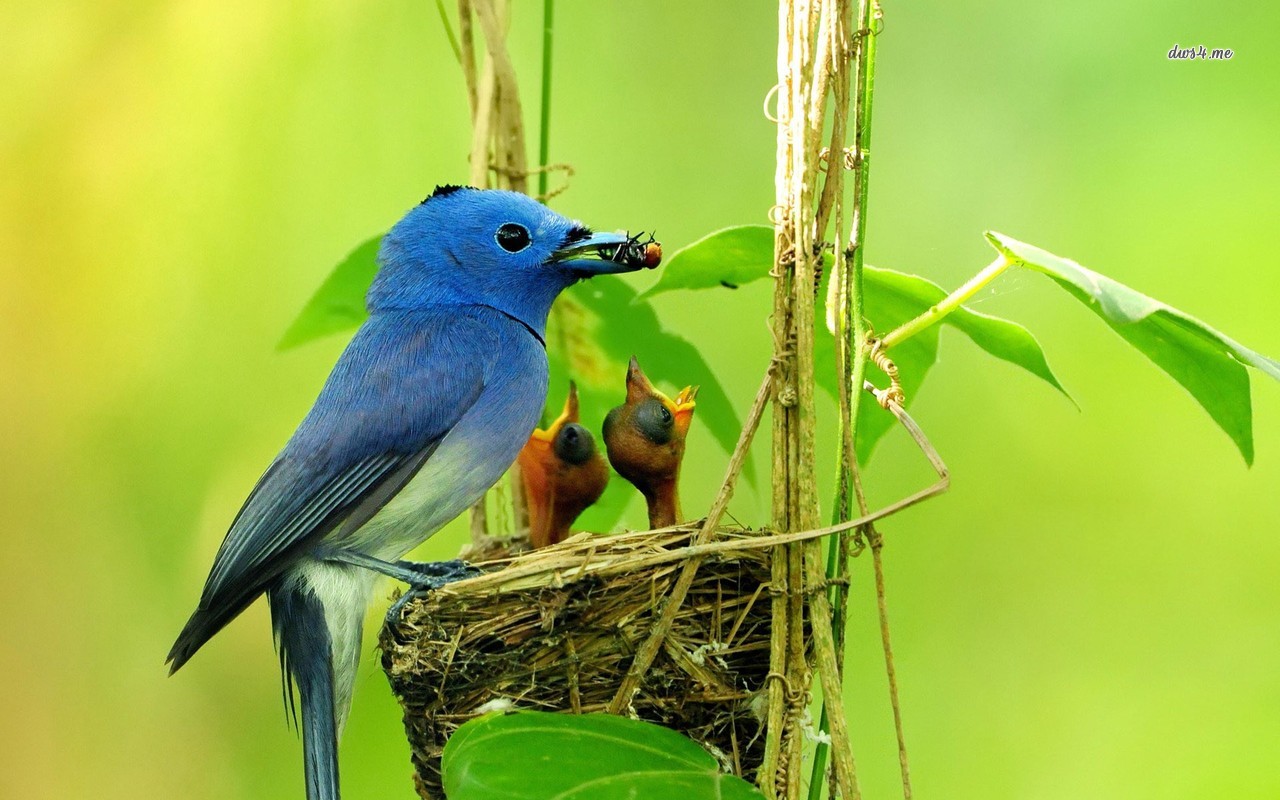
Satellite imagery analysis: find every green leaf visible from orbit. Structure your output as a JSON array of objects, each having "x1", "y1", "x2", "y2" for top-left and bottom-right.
[
  {"x1": 987, "y1": 232, "x2": 1280, "y2": 464},
  {"x1": 946, "y1": 304, "x2": 1074, "y2": 405},
  {"x1": 641, "y1": 225, "x2": 775, "y2": 298},
  {"x1": 277, "y1": 235, "x2": 383, "y2": 350},
  {"x1": 829, "y1": 267, "x2": 1073, "y2": 461},
  {"x1": 552, "y1": 276, "x2": 752, "y2": 532},
  {"x1": 442, "y1": 711, "x2": 763, "y2": 800}
]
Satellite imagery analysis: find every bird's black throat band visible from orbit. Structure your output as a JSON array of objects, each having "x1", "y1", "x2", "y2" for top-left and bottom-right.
[{"x1": 482, "y1": 304, "x2": 546, "y2": 348}]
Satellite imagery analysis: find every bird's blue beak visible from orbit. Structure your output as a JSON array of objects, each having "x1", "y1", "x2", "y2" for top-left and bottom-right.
[{"x1": 551, "y1": 230, "x2": 663, "y2": 277}]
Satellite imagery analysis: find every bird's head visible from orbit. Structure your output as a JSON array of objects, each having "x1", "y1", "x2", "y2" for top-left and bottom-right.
[
  {"x1": 370, "y1": 186, "x2": 660, "y2": 337},
  {"x1": 518, "y1": 382, "x2": 610, "y2": 548},
  {"x1": 602, "y1": 357, "x2": 698, "y2": 527}
]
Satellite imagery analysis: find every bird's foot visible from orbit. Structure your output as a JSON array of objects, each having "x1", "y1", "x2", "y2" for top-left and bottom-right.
[
  {"x1": 393, "y1": 558, "x2": 482, "y2": 583},
  {"x1": 383, "y1": 559, "x2": 483, "y2": 626},
  {"x1": 316, "y1": 547, "x2": 483, "y2": 626}
]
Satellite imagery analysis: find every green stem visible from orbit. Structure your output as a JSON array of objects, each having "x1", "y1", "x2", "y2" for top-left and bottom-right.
[
  {"x1": 809, "y1": 3, "x2": 879, "y2": 798},
  {"x1": 879, "y1": 255, "x2": 1011, "y2": 350},
  {"x1": 810, "y1": 290, "x2": 870, "y2": 800},
  {"x1": 810, "y1": 275, "x2": 872, "y2": 800},
  {"x1": 434, "y1": 0, "x2": 462, "y2": 62},
  {"x1": 537, "y1": 0, "x2": 555, "y2": 199},
  {"x1": 852, "y1": 12, "x2": 877, "y2": 286}
]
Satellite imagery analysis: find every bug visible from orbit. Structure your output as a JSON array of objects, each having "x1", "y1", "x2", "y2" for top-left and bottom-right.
[{"x1": 596, "y1": 231, "x2": 662, "y2": 270}]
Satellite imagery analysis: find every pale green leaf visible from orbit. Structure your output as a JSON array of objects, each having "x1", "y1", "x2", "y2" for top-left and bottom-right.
[
  {"x1": 641, "y1": 225, "x2": 775, "y2": 298},
  {"x1": 277, "y1": 236, "x2": 382, "y2": 350},
  {"x1": 987, "y1": 232, "x2": 1280, "y2": 464},
  {"x1": 442, "y1": 712, "x2": 762, "y2": 800}
]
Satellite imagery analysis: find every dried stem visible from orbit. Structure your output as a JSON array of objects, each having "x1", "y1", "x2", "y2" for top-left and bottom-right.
[
  {"x1": 762, "y1": 0, "x2": 798, "y2": 789},
  {"x1": 808, "y1": 0, "x2": 857, "y2": 793},
  {"x1": 872, "y1": 539, "x2": 910, "y2": 796},
  {"x1": 468, "y1": 499, "x2": 488, "y2": 541},
  {"x1": 813, "y1": 0, "x2": 853, "y2": 244},
  {"x1": 456, "y1": 0, "x2": 478, "y2": 117},
  {"x1": 509, "y1": 461, "x2": 529, "y2": 532},
  {"x1": 763, "y1": 1, "x2": 864, "y2": 797},
  {"x1": 472, "y1": 0, "x2": 528, "y2": 193}
]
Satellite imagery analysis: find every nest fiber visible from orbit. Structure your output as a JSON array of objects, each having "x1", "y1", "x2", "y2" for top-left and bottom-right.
[{"x1": 379, "y1": 525, "x2": 774, "y2": 799}]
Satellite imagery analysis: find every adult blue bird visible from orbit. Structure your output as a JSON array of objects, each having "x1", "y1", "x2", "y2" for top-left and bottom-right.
[{"x1": 167, "y1": 186, "x2": 658, "y2": 800}]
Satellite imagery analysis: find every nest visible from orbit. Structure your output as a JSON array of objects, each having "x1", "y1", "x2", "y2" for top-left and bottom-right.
[{"x1": 378, "y1": 524, "x2": 777, "y2": 799}]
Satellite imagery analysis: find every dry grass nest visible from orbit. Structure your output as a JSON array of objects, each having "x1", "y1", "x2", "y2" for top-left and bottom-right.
[{"x1": 378, "y1": 523, "x2": 781, "y2": 800}]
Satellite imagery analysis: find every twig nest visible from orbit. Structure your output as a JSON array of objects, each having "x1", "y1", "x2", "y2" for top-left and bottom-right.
[{"x1": 379, "y1": 525, "x2": 775, "y2": 799}]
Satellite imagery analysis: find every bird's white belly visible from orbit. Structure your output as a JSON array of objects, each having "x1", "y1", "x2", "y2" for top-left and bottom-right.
[{"x1": 348, "y1": 374, "x2": 544, "y2": 561}]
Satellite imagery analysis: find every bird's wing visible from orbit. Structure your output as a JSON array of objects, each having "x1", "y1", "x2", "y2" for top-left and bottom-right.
[
  {"x1": 169, "y1": 310, "x2": 497, "y2": 670},
  {"x1": 200, "y1": 452, "x2": 437, "y2": 606}
]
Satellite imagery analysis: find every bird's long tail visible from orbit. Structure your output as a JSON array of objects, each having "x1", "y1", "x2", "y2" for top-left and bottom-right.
[{"x1": 270, "y1": 580, "x2": 341, "y2": 800}]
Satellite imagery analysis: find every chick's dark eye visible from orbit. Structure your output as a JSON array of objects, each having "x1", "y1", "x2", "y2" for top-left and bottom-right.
[
  {"x1": 554, "y1": 423, "x2": 595, "y2": 465},
  {"x1": 495, "y1": 223, "x2": 532, "y2": 253},
  {"x1": 633, "y1": 399, "x2": 674, "y2": 445}
]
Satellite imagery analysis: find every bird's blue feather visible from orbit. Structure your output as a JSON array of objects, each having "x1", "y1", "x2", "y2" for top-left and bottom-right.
[
  {"x1": 271, "y1": 586, "x2": 339, "y2": 800},
  {"x1": 171, "y1": 308, "x2": 500, "y2": 668}
]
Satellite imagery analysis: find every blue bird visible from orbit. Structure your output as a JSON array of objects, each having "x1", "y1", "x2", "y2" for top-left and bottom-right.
[{"x1": 167, "y1": 186, "x2": 657, "y2": 800}]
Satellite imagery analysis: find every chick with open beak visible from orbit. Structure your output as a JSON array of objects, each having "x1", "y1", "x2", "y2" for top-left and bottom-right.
[
  {"x1": 517, "y1": 382, "x2": 610, "y2": 548},
  {"x1": 601, "y1": 357, "x2": 698, "y2": 529}
]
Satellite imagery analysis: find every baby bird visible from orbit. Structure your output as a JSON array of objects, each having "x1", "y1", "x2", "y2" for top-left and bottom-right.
[
  {"x1": 602, "y1": 357, "x2": 698, "y2": 528},
  {"x1": 517, "y1": 382, "x2": 609, "y2": 548}
]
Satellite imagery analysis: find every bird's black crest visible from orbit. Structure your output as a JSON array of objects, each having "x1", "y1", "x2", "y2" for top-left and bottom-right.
[
  {"x1": 421, "y1": 184, "x2": 472, "y2": 204},
  {"x1": 563, "y1": 224, "x2": 594, "y2": 245}
]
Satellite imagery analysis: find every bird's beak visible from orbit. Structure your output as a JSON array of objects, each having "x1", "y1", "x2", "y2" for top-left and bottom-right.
[
  {"x1": 530, "y1": 381, "x2": 580, "y2": 443},
  {"x1": 671, "y1": 385, "x2": 699, "y2": 437},
  {"x1": 552, "y1": 231, "x2": 662, "y2": 276}
]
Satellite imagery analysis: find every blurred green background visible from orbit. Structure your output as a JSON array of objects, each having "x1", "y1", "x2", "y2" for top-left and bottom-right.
[{"x1": 3, "y1": 1, "x2": 1277, "y2": 797}]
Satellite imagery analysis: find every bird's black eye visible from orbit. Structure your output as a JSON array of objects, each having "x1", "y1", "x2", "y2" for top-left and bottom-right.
[{"x1": 495, "y1": 223, "x2": 532, "y2": 253}]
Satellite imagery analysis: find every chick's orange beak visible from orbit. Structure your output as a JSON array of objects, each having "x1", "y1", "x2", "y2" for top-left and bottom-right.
[
  {"x1": 530, "y1": 381, "x2": 581, "y2": 443},
  {"x1": 624, "y1": 356, "x2": 657, "y2": 404},
  {"x1": 670, "y1": 385, "x2": 699, "y2": 437}
]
